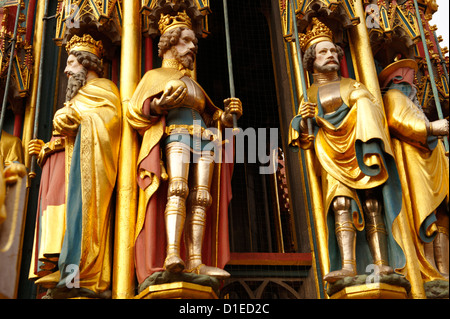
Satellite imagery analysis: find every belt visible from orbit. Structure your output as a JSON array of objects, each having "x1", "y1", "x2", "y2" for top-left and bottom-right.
[{"x1": 165, "y1": 124, "x2": 220, "y2": 143}]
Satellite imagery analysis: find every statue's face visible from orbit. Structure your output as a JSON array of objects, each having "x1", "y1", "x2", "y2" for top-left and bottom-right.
[
  {"x1": 172, "y1": 28, "x2": 197, "y2": 70},
  {"x1": 313, "y1": 41, "x2": 340, "y2": 73},
  {"x1": 64, "y1": 54, "x2": 84, "y2": 79},
  {"x1": 64, "y1": 53, "x2": 87, "y2": 102}
]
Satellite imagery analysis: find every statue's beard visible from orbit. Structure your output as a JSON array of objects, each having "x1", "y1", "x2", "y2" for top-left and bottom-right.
[
  {"x1": 171, "y1": 47, "x2": 195, "y2": 70},
  {"x1": 408, "y1": 85, "x2": 423, "y2": 110},
  {"x1": 313, "y1": 60, "x2": 340, "y2": 74},
  {"x1": 65, "y1": 68, "x2": 87, "y2": 102}
]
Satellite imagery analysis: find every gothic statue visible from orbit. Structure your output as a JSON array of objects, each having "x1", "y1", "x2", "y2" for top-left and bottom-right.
[
  {"x1": 289, "y1": 18, "x2": 406, "y2": 283},
  {"x1": 127, "y1": 10, "x2": 242, "y2": 288},
  {"x1": 379, "y1": 58, "x2": 449, "y2": 280},
  {"x1": 28, "y1": 34, "x2": 121, "y2": 298}
]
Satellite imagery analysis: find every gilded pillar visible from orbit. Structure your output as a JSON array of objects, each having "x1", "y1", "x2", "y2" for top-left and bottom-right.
[
  {"x1": 288, "y1": 39, "x2": 329, "y2": 296},
  {"x1": 22, "y1": 0, "x2": 45, "y2": 172},
  {"x1": 348, "y1": 0, "x2": 382, "y2": 104},
  {"x1": 113, "y1": 0, "x2": 141, "y2": 299}
]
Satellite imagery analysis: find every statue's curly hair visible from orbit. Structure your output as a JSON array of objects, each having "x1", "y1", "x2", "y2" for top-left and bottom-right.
[
  {"x1": 158, "y1": 26, "x2": 198, "y2": 58},
  {"x1": 69, "y1": 50, "x2": 104, "y2": 77},
  {"x1": 303, "y1": 43, "x2": 344, "y2": 73}
]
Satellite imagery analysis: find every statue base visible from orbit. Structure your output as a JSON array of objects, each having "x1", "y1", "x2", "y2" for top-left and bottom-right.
[
  {"x1": 136, "y1": 270, "x2": 221, "y2": 299},
  {"x1": 135, "y1": 282, "x2": 218, "y2": 299},
  {"x1": 41, "y1": 287, "x2": 112, "y2": 299},
  {"x1": 329, "y1": 282, "x2": 408, "y2": 299},
  {"x1": 327, "y1": 274, "x2": 411, "y2": 299},
  {"x1": 424, "y1": 280, "x2": 449, "y2": 299}
]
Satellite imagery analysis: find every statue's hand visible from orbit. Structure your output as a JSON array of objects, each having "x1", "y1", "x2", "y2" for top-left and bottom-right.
[
  {"x1": 4, "y1": 163, "x2": 27, "y2": 186},
  {"x1": 299, "y1": 101, "x2": 316, "y2": 132},
  {"x1": 430, "y1": 119, "x2": 449, "y2": 137},
  {"x1": 53, "y1": 106, "x2": 81, "y2": 137},
  {"x1": 28, "y1": 139, "x2": 45, "y2": 157},
  {"x1": 152, "y1": 80, "x2": 187, "y2": 115},
  {"x1": 221, "y1": 97, "x2": 243, "y2": 127},
  {"x1": 299, "y1": 101, "x2": 316, "y2": 119}
]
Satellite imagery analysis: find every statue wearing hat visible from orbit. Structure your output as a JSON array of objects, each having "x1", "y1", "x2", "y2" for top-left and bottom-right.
[
  {"x1": 289, "y1": 18, "x2": 406, "y2": 284},
  {"x1": 380, "y1": 58, "x2": 449, "y2": 281},
  {"x1": 28, "y1": 34, "x2": 121, "y2": 298},
  {"x1": 127, "y1": 9, "x2": 242, "y2": 290}
]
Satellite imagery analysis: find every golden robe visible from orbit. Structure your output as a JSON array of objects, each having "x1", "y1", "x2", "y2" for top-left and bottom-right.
[
  {"x1": 290, "y1": 78, "x2": 394, "y2": 212},
  {"x1": 0, "y1": 131, "x2": 24, "y2": 224},
  {"x1": 289, "y1": 77, "x2": 406, "y2": 274},
  {"x1": 0, "y1": 131, "x2": 24, "y2": 165},
  {"x1": 30, "y1": 78, "x2": 121, "y2": 294},
  {"x1": 384, "y1": 88, "x2": 449, "y2": 281}
]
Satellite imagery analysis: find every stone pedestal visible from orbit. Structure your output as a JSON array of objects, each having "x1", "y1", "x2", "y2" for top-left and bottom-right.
[
  {"x1": 330, "y1": 283, "x2": 408, "y2": 299},
  {"x1": 135, "y1": 282, "x2": 218, "y2": 299}
]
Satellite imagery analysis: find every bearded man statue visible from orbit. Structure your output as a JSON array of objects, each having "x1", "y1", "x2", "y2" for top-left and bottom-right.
[
  {"x1": 289, "y1": 18, "x2": 406, "y2": 284},
  {"x1": 28, "y1": 34, "x2": 121, "y2": 299},
  {"x1": 127, "y1": 10, "x2": 242, "y2": 291}
]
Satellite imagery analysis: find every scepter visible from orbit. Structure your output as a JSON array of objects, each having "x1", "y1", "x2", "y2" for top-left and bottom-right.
[
  {"x1": 29, "y1": 0, "x2": 50, "y2": 178},
  {"x1": 222, "y1": 0, "x2": 239, "y2": 133},
  {"x1": 289, "y1": 0, "x2": 313, "y2": 136},
  {"x1": 0, "y1": 0, "x2": 23, "y2": 140}
]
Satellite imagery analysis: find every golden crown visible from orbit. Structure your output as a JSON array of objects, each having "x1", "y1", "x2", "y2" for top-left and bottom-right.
[
  {"x1": 66, "y1": 34, "x2": 103, "y2": 58},
  {"x1": 158, "y1": 10, "x2": 192, "y2": 35},
  {"x1": 299, "y1": 18, "x2": 334, "y2": 52}
]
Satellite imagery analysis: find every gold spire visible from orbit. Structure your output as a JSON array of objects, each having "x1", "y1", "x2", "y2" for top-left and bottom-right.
[
  {"x1": 158, "y1": 10, "x2": 192, "y2": 35},
  {"x1": 299, "y1": 17, "x2": 334, "y2": 52},
  {"x1": 66, "y1": 34, "x2": 104, "y2": 58}
]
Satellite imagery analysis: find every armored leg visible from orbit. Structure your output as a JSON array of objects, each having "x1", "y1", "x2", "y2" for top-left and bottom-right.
[
  {"x1": 363, "y1": 193, "x2": 394, "y2": 275},
  {"x1": 185, "y1": 153, "x2": 230, "y2": 279},
  {"x1": 164, "y1": 142, "x2": 190, "y2": 273},
  {"x1": 434, "y1": 208, "x2": 449, "y2": 278},
  {"x1": 424, "y1": 240, "x2": 438, "y2": 270},
  {"x1": 323, "y1": 196, "x2": 357, "y2": 283}
]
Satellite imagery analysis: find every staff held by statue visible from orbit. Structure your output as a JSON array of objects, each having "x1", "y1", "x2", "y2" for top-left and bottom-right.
[
  {"x1": 289, "y1": 0, "x2": 313, "y2": 137},
  {"x1": 222, "y1": 0, "x2": 240, "y2": 133},
  {"x1": 28, "y1": 0, "x2": 50, "y2": 178}
]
